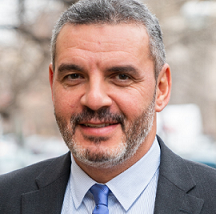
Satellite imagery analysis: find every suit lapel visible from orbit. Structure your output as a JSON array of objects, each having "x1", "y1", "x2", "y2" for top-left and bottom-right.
[
  {"x1": 21, "y1": 152, "x2": 71, "y2": 214},
  {"x1": 154, "y1": 137, "x2": 204, "y2": 214},
  {"x1": 20, "y1": 138, "x2": 205, "y2": 213}
]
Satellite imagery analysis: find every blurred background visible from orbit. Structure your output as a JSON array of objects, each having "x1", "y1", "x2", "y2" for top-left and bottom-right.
[{"x1": 0, "y1": 0, "x2": 216, "y2": 174}]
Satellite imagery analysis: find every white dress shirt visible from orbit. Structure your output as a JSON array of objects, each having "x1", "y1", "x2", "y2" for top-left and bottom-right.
[{"x1": 61, "y1": 137, "x2": 160, "y2": 214}]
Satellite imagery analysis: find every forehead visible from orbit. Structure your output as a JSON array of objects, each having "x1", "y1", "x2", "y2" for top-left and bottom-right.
[{"x1": 55, "y1": 23, "x2": 151, "y2": 68}]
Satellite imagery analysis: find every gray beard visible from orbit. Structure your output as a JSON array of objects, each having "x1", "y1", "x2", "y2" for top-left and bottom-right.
[{"x1": 55, "y1": 95, "x2": 155, "y2": 169}]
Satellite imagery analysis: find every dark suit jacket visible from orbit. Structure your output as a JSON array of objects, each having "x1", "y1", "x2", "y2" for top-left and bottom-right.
[{"x1": 1, "y1": 137, "x2": 216, "y2": 214}]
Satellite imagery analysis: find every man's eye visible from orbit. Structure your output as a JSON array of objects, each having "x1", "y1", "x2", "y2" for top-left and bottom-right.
[
  {"x1": 110, "y1": 73, "x2": 133, "y2": 87},
  {"x1": 68, "y1": 73, "x2": 81, "y2": 79},
  {"x1": 117, "y1": 74, "x2": 129, "y2": 80}
]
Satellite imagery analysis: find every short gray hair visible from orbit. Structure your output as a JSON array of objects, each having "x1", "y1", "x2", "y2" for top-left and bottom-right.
[{"x1": 51, "y1": 0, "x2": 166, "y2": 78}]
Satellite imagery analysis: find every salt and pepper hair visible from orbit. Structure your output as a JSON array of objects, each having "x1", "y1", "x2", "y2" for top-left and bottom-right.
[{"x1": 51, "y1": 0, "x2": 166, "y2": 78}]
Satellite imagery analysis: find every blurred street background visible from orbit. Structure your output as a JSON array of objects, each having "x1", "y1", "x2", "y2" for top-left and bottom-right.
[{"x1": 0, "y1": 0, "x2": 216, "y2": 174}]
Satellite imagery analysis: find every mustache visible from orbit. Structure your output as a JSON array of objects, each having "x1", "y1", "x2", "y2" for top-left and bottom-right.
[{"x1": 70, "y1": 107, "x2": 125, "y2": 129}]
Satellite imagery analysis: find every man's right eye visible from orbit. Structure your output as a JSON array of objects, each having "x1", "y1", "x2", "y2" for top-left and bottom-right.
[
  {"x1": 68, "y1": 73, "x2": 81, "y2": 79},
  {"x1": 61, "y1": 73, "x2": 85, "y2": 86}
]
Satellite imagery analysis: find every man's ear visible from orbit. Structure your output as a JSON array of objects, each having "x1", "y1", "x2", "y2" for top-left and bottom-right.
[
  {"x1": 155, "y1": 63, "x2": 172, "y2": 112},
  {"x1": 49, "y1": 63, "x2": 54, "y2": 100}
]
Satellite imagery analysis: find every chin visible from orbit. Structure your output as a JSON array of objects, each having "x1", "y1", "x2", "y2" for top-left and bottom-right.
[{"x1": 68, "y1": 139, "x2": 128, "y2": 168}]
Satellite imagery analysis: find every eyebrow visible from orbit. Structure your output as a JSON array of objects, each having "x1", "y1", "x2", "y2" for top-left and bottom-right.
[
  {"x1": 57, "y1": 63, "x2": 84, "y2": 73},
  {"x1": 57, "y1": 63, "x2": 140, "y2": 76},
  {"x1": 106, "y1": 65, "x2": 140, "y2": 75}
]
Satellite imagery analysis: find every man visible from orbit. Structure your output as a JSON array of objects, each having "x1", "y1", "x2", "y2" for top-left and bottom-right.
[{"x1": 1, "y1": 0, "x2": 216, "y2": 213}]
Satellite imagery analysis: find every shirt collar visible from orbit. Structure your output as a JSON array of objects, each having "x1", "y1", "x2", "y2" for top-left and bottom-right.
[
  {"x1": 70, "y1": 155, "x2": 96, "y2": 209},
  {"x1": 70, "y1": 137, "x2": 160, "y2": 210},
  {"x1": 106, "y1": 137, "x2": 160, "y2": 211}
]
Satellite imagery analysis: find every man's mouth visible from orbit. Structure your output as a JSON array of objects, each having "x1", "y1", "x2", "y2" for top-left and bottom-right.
[
  {"x1": 76, "y1": 120, "x2": 123, "y2": 136},
  {"x1": 80, "y1": 123, "x2": 118, "y2": 128}
]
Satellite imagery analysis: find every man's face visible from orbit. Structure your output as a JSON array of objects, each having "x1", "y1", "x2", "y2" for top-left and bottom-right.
[{"x1": 50, "y1": 24, "x2": 157, "y2": 168}]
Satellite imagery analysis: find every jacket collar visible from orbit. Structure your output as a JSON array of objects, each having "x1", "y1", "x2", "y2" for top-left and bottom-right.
[
  {"x1": 20, "y1": 137, "x2": 205, "y2": 214},
  {"x1": 154, "y1": 136, "x2": 204, "y2": 214},
  {"x1": 21, "y1": 152, "x2": 71, "y2": 214}
]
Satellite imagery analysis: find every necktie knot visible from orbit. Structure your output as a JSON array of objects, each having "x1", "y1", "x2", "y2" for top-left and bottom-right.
[{"x1": 90, "y1": 184, "x2": 110, "y2": 214}]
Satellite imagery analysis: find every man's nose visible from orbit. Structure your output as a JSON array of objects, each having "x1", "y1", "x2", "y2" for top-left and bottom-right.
[{"x1": 80, "y1": 78, "x2": 112, "y2": 111}]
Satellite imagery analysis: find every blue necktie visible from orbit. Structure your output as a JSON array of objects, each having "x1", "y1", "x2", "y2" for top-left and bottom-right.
[{"x1": 90, "y1": 184, "x2": 110, "y2": 214}]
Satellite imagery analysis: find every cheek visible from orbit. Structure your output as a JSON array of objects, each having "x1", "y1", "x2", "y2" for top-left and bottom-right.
[
  {"x1": 110, "y1": 85, "x2": 155, "y2": 120},
  {"x1": 53, "y1": 86, "x2": 80, "y2": 115},
  {"x1": 112, "y1": 91, "x2": 145, "y2": 119}
]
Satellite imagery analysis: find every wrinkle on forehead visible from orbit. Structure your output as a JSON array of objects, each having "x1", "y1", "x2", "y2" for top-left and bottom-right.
[
  {"x1": 54, "y1": 23, "x2": 154, "y2": 76},
  {"x1": 56, "y1": 23, "x2": 150, "y2": 56}
]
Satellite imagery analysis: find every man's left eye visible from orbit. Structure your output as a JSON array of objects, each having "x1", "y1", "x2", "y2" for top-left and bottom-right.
[{"x1": 117, "y1": 74, "x2": 129, "y2": 80}]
